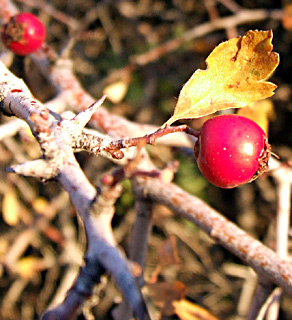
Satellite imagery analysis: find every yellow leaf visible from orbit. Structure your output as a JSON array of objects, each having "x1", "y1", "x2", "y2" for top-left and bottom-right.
[
  {"x1": 16, "y1": 256, "x2": 46, "y2": 279},
  {"x1": 103, "y1": 80, "x2": 129, "y2": 104},
  {"x1": 173, "y1": 299, "x2": 219, "y2": 320},
  {"x1": 2, "y1": 187, "x2": 20, "y2": 226},
  {"x1": 237, "y1": 99, "x2": 275, "y2": 135},
  {"x1": 32, "y1": 197, "x2": 49, "y2": 215},
  {"x1": 165, "y1": 30, "x2": 279, "y2": 125}
]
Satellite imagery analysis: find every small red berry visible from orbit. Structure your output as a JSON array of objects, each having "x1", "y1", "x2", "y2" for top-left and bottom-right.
[
  {"x1": 1, "y1": 13, "x2": 46, "y2": 56},
  {"x1": 194, "y1": 114, "x2": 271, "y2": 188}
]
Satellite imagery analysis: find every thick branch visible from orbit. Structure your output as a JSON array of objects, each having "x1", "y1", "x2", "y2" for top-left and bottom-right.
[{"x1": 0, "y1": 60, "x2": 150, "y2": 319}]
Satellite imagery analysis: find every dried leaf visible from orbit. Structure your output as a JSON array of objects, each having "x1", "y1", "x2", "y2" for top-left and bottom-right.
[
  {"x1": 2, "y1": 187, "x2": 20, "y2": 226},
  {"x1": 165, "y1": 30, "x2": 279, "y2": 125},
  {"x1": 173, "y1": 299, "x2": 219, "y2": 320},
  {"x1": 147, "y1": 281, "x2": 187, "y2": 316},
  {"x1": 42, "y1": 226, "x2": 65, "y2": 245},
  {"x1": 158, "y1": 235, "x2": 180, "y2": 267},
  {"x1": 282, "y1": 5, "x2": 292, "y2": 30},
  {"x1": 150, "y1": 235, "x2": 181, "y2": 282}
]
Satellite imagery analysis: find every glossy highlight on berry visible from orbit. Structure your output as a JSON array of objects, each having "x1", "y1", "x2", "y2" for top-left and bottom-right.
[{"x1": 194, "y1": 114, "x2": 271, "y2": 188}]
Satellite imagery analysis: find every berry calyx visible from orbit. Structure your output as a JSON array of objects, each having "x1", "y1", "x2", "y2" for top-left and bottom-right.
[
  {"x1": 194, "y1": 114, "x2": 271, "y2": 189},
  {"x1": 1, "y1": 13, "x2": 46, "y2": 56}
]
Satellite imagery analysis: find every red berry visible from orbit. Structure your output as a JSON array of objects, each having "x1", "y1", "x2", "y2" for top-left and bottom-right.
[
  {"x1": 1, "y1": 13, "x2": 46, "y2": 55},
  {"x1": 194, "y1": 114, "x2": 271, "y2": 188}
]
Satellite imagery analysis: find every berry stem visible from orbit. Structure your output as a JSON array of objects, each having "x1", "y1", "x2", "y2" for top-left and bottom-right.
[{"x1": 106, "y1": 124, "x2": 199, "y2": 151}]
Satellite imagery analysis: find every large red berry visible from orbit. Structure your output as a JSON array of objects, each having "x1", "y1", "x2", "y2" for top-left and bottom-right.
[
  {"x1": 194, "y1": 114, "x2": 271, "y2": 188},
  {"x1": 1, "y1": 13, "x2": 46, "y2": 55}
]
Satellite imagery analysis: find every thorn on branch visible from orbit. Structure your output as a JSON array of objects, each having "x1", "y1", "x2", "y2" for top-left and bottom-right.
[
  {"x1": 72, "y1": 95, "x2": 107, "y2": 133},
  {"x1": 6, "y1": 159, "x2": 59, "y2": 181}
]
